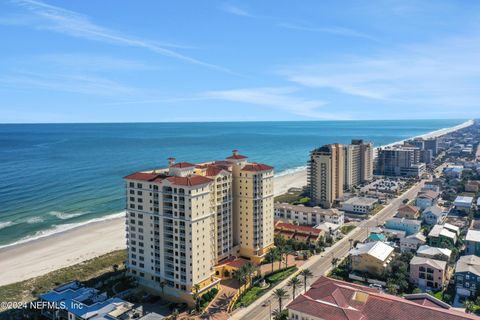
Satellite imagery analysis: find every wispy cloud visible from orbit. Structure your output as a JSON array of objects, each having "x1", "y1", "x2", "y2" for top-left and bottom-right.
[
  {"x1": 204, "y1": 87, "x2": 346, "y2": 119},
  {"x1": 280, "y1": 33, "x2": 480, "y2": 108},
  {"x1": 221, "y1": 4, "x2": 253, "y2": 17},
  {"x1": 279, "y1": 23, "x2": 377, "y2": 41},
  {"x1": 7, "y1": 0, "x2": 232, "y2": 73},
  {"x1": 0, "y1": 71, "x2": 134, "y2": 96}
]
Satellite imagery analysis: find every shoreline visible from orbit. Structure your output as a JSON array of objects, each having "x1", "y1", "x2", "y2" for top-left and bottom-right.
[{"x1": 0, "y1": 119, "x2": 473, "y2": 286}]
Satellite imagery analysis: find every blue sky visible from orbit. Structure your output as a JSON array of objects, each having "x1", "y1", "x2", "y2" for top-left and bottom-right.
[{"x1": 1, "y1": 0, "x2": 480, "y2": 123}]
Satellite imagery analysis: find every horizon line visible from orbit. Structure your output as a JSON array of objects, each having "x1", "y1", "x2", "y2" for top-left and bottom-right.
[{"x1": 0, "y1": 118, "x2": 474, "y2": 125}]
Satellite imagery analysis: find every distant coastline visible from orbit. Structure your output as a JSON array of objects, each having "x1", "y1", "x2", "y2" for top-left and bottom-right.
[{"x1": 0, "y1": 119, "x2": 473, "y2": 286}]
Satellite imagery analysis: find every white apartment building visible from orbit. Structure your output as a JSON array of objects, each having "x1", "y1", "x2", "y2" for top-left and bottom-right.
[
  {"x1": 123, "y1": 150, "x2": 274, "y2": 305},
  {"x1": 274, "y1": 203, "x2": 344, "y2": 226}
]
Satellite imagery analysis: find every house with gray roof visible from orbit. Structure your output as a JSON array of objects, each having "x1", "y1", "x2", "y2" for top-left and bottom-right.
[
  {"x1": 455, "y1": 255, "x2": 480, "y2": 297},
  {"x1": 422, "y1": 205, "x2": 447, "y2": 225}
]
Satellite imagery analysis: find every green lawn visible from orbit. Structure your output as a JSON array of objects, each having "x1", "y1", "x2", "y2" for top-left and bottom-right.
[
  {"x1": 265, "y1": 266, "x2": 298, "y2": 285},
  {"x1": 235, "y1": 266, "x2": 298, "y2": 308},
  {"x1": 0, "y1": 249, "x2": 127, "y2": 308}
]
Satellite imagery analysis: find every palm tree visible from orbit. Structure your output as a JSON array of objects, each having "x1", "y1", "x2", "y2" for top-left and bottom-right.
[
  {"x1": 234, "y1": 268, "x2": 247, "y2": 294},
  {"x1": 278, "y1": 246, "x2": 289, "y2": 269},
  {"x1": 272, "y1": 309, "x2": 288, "y2": 320},
  {"x1": 192, "y1": 284, "x2": 201, "y2": 311},
  {"x1": 171, "y1": 309, "x2": 179, "y2": 320},
  {"x1": 287, "y1": 276, "x2": 302, "y2": 299},
  {"x1": 299, "y1": 269, "x2": 314, "y2": 293},
  {"x1": 266, "y1": 248, "x2": 278, "y2": 273},
  {"x1": 272, "y1": 288, "x2": 289, "y2": 311},
  {"x1": 159, "y1": 280, "x2": 166, "y2": 297}
]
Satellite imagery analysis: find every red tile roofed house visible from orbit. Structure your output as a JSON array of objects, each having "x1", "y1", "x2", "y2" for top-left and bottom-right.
[
  {"x1": 166, "y1": 175, "x2": 212, "y2": 186},
  {"x1": 395, "y1": 204, "x2": 420, "y2": 219},
  {"x1": 226, "y1": 149, "x2": 248, "y2": 160},
  {"x1": 170, "y1": 162, "x2": 196, "y2": 168},
  {"x1": 274, "y1": 221, "x2": 324, "y2": 244},
  {"x1": 123, "y1": 172, "x2": 166, "y2": 182},
  {"x1": 241, "y1": 163, "x2": 274, "y2": 172},
  {"x1": 286, "y1": 276, "x2": 479, "y2": 320}
]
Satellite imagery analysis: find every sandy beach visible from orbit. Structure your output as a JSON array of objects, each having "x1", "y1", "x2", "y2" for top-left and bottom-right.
[{"x1": 0, "y1": 119, "x2": 472, "y2": 287}]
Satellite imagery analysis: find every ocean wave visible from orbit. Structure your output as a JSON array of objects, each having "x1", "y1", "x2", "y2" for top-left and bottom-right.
[
  {"x1": 275, "y1": 165, "x2": 307, "y2": 177},
  {"x1": 0, "y1": 211, "x2": 126, "y2": 250},
  {"x1": 26, "y1": 216, "x2": 45, "y2": 224},
  {"x1": 0, "y1": 221, "x2": 16, "y2": 230},
  {"x1": 49, "y1": 210, "x2": 91, "y2": 220}
]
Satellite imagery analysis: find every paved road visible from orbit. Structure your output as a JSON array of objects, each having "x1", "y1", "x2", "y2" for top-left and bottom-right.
[{"x1": 232, "y1": 180, "x2": 426, "y2": 320}]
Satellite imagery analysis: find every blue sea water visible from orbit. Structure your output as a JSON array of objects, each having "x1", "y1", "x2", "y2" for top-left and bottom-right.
[{"x1": 0, "y1": 119, "x2": 465, "y2": 247}]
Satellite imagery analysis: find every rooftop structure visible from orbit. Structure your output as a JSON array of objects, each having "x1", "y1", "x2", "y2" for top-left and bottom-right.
[
  {"x1": 274, "y1": 203, "x2": 344, "y2": 226},
  {"x1": 286, "y1": 276, "x2": 478, "y2": 320}
]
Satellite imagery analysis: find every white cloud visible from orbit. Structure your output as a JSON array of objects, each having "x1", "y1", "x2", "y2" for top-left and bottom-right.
[
  {"x1": 279, "y1": 23, "x2": 377, "y2": 41},
  {"x1": 0, "y1": 71, "x2": 134, "y2": 96},
  {"x1": 221, "y1": 4, "x2": 253, "y2": 17},
  {"x1": 8, "y1": 0, "x2": 232, "y2": 73},
  {"x1": 281, "y1": 33, "x2": 480, "y2": 108},
  {"x1": 203, "y1": 87, "x2": 346, "y2": 119}
]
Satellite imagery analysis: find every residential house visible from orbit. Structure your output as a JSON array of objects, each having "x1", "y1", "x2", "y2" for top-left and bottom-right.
[
  {"x1": 349, "y1": 241, "x2": 395, "y2": 277},
  {"x1": 274, "y1": 221, "x2": 324, "y2": 244},
  {"x1": 422, "y1": 205, "x2": 447, "y2": 225},
  {"x1": 455, "y1": 255, "x2": 480, "y2": 297},
  {"x1": 466, "y1": 229, "x2": 480, "y2": 256},
  {"x1": 427, "y1": 225, "x2": 457, "y2": 248},
  {"x1": 400, "y1": 233, "x2": 427, "y2": 253},
  {"x1": 416, "y1": 245, "x2": 452, "y2": 262},
  {"x1": 465, "y1": 180, "x2": 480, "y2": 193},
  {"x1": 39, "y1": 281, "x2": 145, "y2": 320},
  {"x1": 416, "y1": 190, "x2": 439, "y2": 210},
  {"x1": 384, "y1": 217, "x2": 421, "y2": 236},
  {"x1": 410, "y1": 256, "x2": 448, "y2": 290},
  {"x1": 341, "y1": 197, "x2": 378, "y2": 214},
  {"x1": 422, "y1": 182, "x2": 441, "y2": 193},
  {"x1": 443, "y1": 166, "x2": 463, "y2": 178},
  {"x1": 286, "y1": 276, "x2": 478, "y2": 320},
  {"x1": 454, "y1": 196, "x2": 474, "y2": 213},
  {"x1": 395, "y1": 205, "x2": 421, "y2": 219}
]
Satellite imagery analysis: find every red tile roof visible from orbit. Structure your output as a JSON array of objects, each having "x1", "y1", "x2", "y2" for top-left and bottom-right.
[
  {"x1": 123, "y1": 172, "x2": 165, "y2": 182},
  {"x1": 242, "y1": 163, "x2": 273, "y2": 172},
  {"x1": 287, "y1": 277, "x2": 479, "y2": 320},
  {"x1": 226, "y1": 154, "x2": 248, "y2": 160},
  {"x1": 205, "y1": 164, "x2": 228, "y2": 176},
  {"x1": 170, "y1": 162, "x2": 195, "y2": 168},
  {"x1": 275, "y1": 222, "x2": 322, "y2": 235},
  {"x1": 166, "y1": 175, "x2": 212, "y2": 186},
  {"x1": 215, "y1": 257, "x2": 249, "y2": 269},
  {"x1": 398, "y1": 204, "x2": 420, "y2": 213}
]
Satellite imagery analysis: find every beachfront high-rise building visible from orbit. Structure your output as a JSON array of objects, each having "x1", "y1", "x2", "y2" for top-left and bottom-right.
[
  {"x1": 308, "y1": 144, "x2": 345, "y2": 208},
  {"x1": 375, "y1": 146, "x2": 426, "y2": 177},
  {"x1": 346, "y1": 139, "x2": 374, "y2": 189},
  {"x1": 123, "y1": 150, "x2": 274, "y2": 304},
  {"x1": 309, "y1": 140, "x2": 373, "y2": 208}
]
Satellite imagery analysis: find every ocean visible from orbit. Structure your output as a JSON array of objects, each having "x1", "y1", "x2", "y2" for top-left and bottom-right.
[{"x1": 0, "y1": 119, "x2": 465, "y2": 247}]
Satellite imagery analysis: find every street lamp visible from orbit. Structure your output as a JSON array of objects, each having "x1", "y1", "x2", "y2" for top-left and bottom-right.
[{"x1": 262, "y1": 299, "x2": 272, "y2": 320}]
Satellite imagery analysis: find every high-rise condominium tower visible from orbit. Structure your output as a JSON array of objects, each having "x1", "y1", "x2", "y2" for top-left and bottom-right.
[
  {"x1": 123, "y1": 150, "x2": 274, "y2": 304},
  {"x1": 309, "y1": 140, "x2": 373, "y2": 208}
]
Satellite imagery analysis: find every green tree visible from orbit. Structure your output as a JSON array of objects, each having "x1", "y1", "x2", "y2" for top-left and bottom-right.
[
  {"x1": 273, "y1": 288, "x2": 289, "y2": 311},
  {"x1": 287, "y1": 276, "x2": 302, "y2": 299},
  {"x1": 299, "y1": 269, "x2": 314, "y2": 293},
  {"x1": 266, "y1": 248, "x2": 278, "y2": 273},
  {"x1": 160, "y1": 280, "x2": 166, "y2": 297},
  {"x1": 272, "y1": 309, "x2": 288, "y2": 320},
  {"x1": 192, "y1": 284, "x2": 201, "y2": 311}
]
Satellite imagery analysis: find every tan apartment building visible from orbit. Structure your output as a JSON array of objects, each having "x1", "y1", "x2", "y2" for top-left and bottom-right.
[
  {"x1": 308, "y1": 144, "x2": 345, "y2": 208},
  {"x1": 309, "y1": 140, "x2": 373, "y2": 208},
  {"x1": 349, "y1": 241, "x2": 395, "y2": 277},
  {"x1": 123, "y1": 150, "x2": 273, "y2": 305}
]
